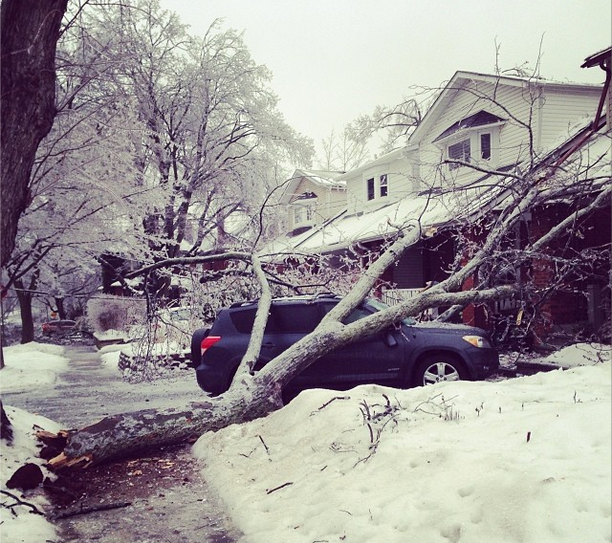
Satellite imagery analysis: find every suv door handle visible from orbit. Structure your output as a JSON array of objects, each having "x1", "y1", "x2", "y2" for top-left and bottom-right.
[{"x1": 262, "y1": 342, "x2": 276, "y2": 348}]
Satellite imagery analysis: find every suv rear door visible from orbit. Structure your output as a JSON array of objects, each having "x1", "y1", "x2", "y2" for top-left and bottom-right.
[
  {"x1": 299, "y1": 302, "x2": 407, "y2": 387},
  {"x1": 245, "y1": 302, "x2": 321, "y2": 371}
]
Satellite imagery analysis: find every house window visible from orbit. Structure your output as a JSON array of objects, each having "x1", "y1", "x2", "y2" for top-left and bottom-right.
[
  {"x1": 448, "y1": 139, "x2": 471, "y2": 169},
  {"x1": 366, "y1": 178, "x2": 375, "y2": 200},
  {"x1": 480, "y1": 133, "x2": 491, "y2": 160},
  {"x1": 379, "y1": 174, "x2": 388, "y2": 197},
  {"x1": 294, "y1": 204, "x2": 314, "y2": 226}
]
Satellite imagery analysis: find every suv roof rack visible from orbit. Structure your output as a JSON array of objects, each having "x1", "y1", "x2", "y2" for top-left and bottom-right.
[
  {"x1": 312, "y1": 292, "x2": 340, "y2": 299},
  {"x1": 228, "y1": 292, "x2": 341, "y2": 309}
]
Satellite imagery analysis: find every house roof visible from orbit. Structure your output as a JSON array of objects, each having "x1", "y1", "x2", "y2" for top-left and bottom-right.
[
  {"x1": 410, "y1": 70, "x2": 603, "y2": 145},
  {"x1": 263, "y1": 183, "x2": 504, "y2": 256},
  {"x1": 335, "y1": 147, "x2": 417, "y2": 180},
  {"x1": 581, "y1": 47, "x2": 611, "y2": 69},
  {"x1": 433, "y1": 110, "x2": 506, "y2": 142},
  {"x1": 278, "y1": 169, "x2": 345, "y2": 204}
]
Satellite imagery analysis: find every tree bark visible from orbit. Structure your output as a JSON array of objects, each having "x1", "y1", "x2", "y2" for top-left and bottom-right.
[
  {"x1": 14, "y1": 277, "x2": 36, "y2": 344},
  {"x1": 0, "y1": 0, "x2": 67, "y2": 267},
  {"x1": 49, "y1": 386, "x2": 283, "y2": 469}
]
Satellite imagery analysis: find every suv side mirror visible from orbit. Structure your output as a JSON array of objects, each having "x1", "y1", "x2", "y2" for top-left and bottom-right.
[{"x1": 385, "y1": 330, "x2": 398, "y2": 347}]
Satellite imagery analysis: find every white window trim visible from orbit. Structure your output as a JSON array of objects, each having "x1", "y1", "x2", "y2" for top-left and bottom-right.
[
  {"x1": 292, "y1": 201, "x2": 316, "y2": 227},
  {"x1": 438, "y1": 122, "x2": 503, "y2": 172},
  {"x1": 365, "y1": 173, "x2": 390, "y2": 202}
]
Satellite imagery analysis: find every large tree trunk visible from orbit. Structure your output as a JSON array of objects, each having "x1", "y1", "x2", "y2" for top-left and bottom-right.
[
  {"x1": 15, "y1": 278, "x2": 36, "y2": 344},
  {"x1": 0, "y1": 0, "x2": 67, "y2": 268},
  {"x1": 49, "y1": 386, "x2": 283, "y2": 469}
]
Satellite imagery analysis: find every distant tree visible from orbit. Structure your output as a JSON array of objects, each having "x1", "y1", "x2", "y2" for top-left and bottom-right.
[
  {"x1": 320, "y1": 127, "x2": 371, "y2": 171},
  {"x1": 96, "y1": 2, "x2": 314, "y2": 270}
]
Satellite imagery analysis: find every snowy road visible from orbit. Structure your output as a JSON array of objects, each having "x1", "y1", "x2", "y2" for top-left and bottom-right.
[
  {"x1": 3, "y1": 344, "x2": 203, "y2": 428},
  {"x1": 2, "y1": 344, "x2": 246, "y2": 543}
]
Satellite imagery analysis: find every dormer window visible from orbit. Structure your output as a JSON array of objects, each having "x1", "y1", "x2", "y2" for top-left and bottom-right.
[
  {"x1": 291, "y1": 191, "x2": 317, "y2": 230},
  {"x1": 366, "y1": 174, "x2": 389, "y2": 201},
  {"x1": 480, "y1": 133, "x2": 491, "y2": 159},
  {"x1": 435, "y1": 110, "x2": 504, "y2": 171},
  {"x1": 379, "y1": 174, "x2": 388, "y2": 197},
  {"x1": 293, "y1": 204, "x2": 314, "y2": 225},
  {"x1": 448, "y1": 139, "x2": 471, "y2": 169},
  {"x1": 367, "y1": 178, "x2": 375, "y2": 200}
]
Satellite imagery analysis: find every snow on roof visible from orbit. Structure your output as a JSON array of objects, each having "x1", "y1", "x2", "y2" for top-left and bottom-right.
[
  {"x1": 277, "y1": 169, "x2": 346, "y2": 205},
  {"x1": 294, "y1": 169, "x2": 346, "y2": 189},
  {"x1": 264, "y1": 184, "x2": 502, "y2": 255},
  {"x1": 336, "y1": 147, "x2": 415, "y2": 181}
]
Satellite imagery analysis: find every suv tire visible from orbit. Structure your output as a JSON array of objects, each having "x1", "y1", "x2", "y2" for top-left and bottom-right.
[{"x1": 415, "y1": 355, "x2": 467, "y2": 386}]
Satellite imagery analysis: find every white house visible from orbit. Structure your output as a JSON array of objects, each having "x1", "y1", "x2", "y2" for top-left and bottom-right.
[
  {"x1": 277, "y1": 169, "x2": 346, "y2": 236},
  {"x1": 275, "y1": 71, "x2": 603, "y2": 257},
  {"x1": 412, "y1": 71, "x2": 603, "y2": 190}
]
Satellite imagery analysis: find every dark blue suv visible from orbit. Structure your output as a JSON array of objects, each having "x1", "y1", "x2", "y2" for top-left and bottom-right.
[{"x1": 191, "y1": 294, "x2": 499, "y2": 396}]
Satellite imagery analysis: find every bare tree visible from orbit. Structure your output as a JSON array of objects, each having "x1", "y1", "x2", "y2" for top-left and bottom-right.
[{"x1": 320, "y1": 127, "x2": 371, "y2": 171}]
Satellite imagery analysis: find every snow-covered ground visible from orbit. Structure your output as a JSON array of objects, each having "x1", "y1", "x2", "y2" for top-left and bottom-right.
[
  {"x1": 1, "y1": 341, "x2": 610, "y2": 543},
  {"x1": 0, "y1": 343, "x2": 69, "y2": 394},
  {"x1": 195, "y1": 343, "x2": 611, "y2": 543}
]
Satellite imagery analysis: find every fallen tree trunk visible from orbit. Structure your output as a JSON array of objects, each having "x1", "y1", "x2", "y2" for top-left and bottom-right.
[
  {"x1": 46, "y1": 285, "x2": 511, "y2": 470},
  {"x1": 48, "y1": 387, "x2": 282, "y2": 470},
  {"x1": 46, "y1": 229, "x2": 515, "y2": 470},
  {"x1": 44, "y1": 184, "x2": 610, "y2": 470}
]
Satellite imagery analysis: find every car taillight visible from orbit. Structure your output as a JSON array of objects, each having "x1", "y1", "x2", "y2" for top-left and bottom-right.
[{"x1": 201, "y1": 335, "x2": 221, "y2": 356}]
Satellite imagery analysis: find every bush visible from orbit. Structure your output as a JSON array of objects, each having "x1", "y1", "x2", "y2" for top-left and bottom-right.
[{"x1": 86, "y1": 295, "x2": 145, "y2": 333}]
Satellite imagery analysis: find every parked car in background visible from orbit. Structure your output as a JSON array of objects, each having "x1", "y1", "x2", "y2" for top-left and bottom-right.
[
  {"x1": 191, "y1": 294, "x2": 499, "y2": 396},
  {"x1": 41, "y1": 319, "x2": 77, "y2": 336}
]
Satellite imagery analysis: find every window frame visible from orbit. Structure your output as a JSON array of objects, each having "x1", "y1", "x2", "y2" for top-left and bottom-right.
[
  {"x1": 292, "y1": 201, "x2": 316, "y2": 227},
  {"x1": 444, "y1": 128, "x2": 498, "y2": 171},
  {"x1": 366, "y1": 177, "x2": 375, "y2": 201},
  {"x1": 379, "y1": 174, "x2": 388, "y2": 198},
  {"x1": 365, "y1": 173, "x2": 389, "y2": 202}
]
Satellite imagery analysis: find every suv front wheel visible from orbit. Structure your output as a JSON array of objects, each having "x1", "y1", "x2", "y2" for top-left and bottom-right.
[{"x1": 415, "y1": 355, "x2": 467, "y2": 386}]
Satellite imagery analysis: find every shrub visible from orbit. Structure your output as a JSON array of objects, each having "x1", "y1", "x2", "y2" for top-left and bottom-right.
[{"x1": 86, "y1": 295, "x2": 144, "y2": 333}]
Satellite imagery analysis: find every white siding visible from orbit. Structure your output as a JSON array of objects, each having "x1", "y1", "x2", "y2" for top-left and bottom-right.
[
  {"x1": 338, "y1": 76, "x2": 602, "y2": 218},
  {"x1": 538, "y1": 87, "x2": 600, "y2": 150},
  {"x1": 344, "y1": 151, "x2": 419, "y2": 214},
  {"x1": 286, "y1": 177, "x2": 346, "y2": 230},
  {"x1": 417, "y1": 78, "x2": 602, "y2": 188}
]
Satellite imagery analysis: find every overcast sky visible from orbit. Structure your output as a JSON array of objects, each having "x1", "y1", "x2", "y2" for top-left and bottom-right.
[{"x1": 161, "y1": 0, "x2": 611, "y2": 148}]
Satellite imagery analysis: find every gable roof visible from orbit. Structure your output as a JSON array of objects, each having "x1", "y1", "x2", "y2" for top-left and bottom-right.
[
  {"x1": 581, "y1": 47, "x2": 612, "y2": 69},
  {"x1": 410, "y1": 70, "x2": 602, "y2": 145},
  {"x1": 278, "y1": 169, "x2": 345, "y2": 205},
  {"x1": 433, "y1": 110, "x2": 506, "y2": 142},
  {"x1": 335, "y1": 147, "x2": 416, "y2": 180}
]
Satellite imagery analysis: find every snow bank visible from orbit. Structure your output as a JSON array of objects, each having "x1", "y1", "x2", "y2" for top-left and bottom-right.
[
  {"x1": 0, "y1": 406, "x2": 61, "y2": 543},
  {"x1": 543, "y1": 342, "x2": 611, "y2": 368},
  {"x1": 194, "y1": 350, "x2": 611, "y2": 543},
  {"x1": 1, "y1": 342, "x2": 69, "y2": 394}
]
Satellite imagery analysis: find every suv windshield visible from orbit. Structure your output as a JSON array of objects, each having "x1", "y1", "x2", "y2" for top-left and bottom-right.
[{"x1": 365, "y1": 298, "x2": 417, "y2": 326}]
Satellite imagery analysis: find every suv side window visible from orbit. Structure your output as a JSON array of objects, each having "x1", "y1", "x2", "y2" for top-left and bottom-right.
[
  {"x1": 320, "y1": 302, "x2": 373, "y2": 325},
  {"x1": 272, "y1": 304, "x2": 320, "y2": 333},
  {"x1": 342, "y1": 307, "x2": 372, "y2": 324},
  {"x1": 230, "y1": 308, "x2": 281, "y2": 334}
]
